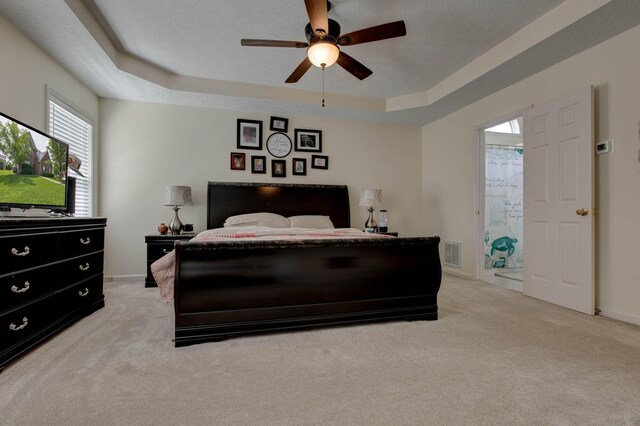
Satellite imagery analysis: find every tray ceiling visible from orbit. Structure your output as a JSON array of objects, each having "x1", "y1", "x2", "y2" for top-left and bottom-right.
[{"x1": 1, "y1": 0, "x2": 639, "y2": 124}]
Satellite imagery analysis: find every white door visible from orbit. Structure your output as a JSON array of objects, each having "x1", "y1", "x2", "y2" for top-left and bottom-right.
[{"x1": 523, "y1": 86, "x2": 594, "y2": 314}]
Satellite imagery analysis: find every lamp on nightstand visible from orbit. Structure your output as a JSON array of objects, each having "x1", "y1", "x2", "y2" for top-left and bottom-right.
[
  {"x1": 359, "y1": 188, "x2": 382, "y2": 232},
  {"x1": 164, "y1": 185, "x2": 192, "y2": 235}
]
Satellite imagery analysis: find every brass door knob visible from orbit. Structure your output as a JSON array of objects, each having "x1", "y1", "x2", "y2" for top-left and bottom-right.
[{"x1": 576, "y1": 208, "x2": 589, "y2": 216}]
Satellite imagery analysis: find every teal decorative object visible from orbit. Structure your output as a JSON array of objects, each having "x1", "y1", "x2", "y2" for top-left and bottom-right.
[{"x1": 490, "y1": 236, "x2": 518, "y2": 268}]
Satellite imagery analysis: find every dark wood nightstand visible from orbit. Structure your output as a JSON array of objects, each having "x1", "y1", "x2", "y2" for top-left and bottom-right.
[{"x1": 145, "y1": 234, "x2": 193, "y2": 287}]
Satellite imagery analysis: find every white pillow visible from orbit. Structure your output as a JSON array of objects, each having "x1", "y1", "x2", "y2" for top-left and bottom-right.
[
  {"x1": 223, "y1": 212, "x2": 290, "y2": 228},
  {"x1": 288, "y1": 215, "x2": 335, "y2": 229}
]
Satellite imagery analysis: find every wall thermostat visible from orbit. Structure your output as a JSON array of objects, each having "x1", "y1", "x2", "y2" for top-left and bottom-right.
[{"x1": 596, "y1": 139, "x2": 614, "y2": 154}]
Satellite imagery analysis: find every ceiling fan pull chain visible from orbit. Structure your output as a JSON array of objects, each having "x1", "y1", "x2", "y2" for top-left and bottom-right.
[{"x1": 322, "y1": 64, "x2": 326, "y2": 107}]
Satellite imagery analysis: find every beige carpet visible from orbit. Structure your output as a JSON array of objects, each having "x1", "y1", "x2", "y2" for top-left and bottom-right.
[{"x1": 1, "y1": 275, "x2": 640, "y2": 425}]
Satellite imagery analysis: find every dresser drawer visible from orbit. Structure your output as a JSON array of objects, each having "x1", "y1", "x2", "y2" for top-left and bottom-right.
[
  {"x1": 0, "y1": 232, "x2": 57, "y2": 274},
  {"x1": 147, "y1": 241, "x2": 177, "y2": 261},
  {"x1": 66, "y1": 252, "x2": 105, "y2": 285},
  {"x1": 59, "y1": 228, "x2": 105, "y2": 257},
  {"x1": 58, "y1": 275, "x2": 104, "y2": 313},
  {"x1": 0, "y1": 293, "x2": 63, "y2": 351},
  {"x1": 0, "y1": 262, "x2": 61, "y2": 313}
]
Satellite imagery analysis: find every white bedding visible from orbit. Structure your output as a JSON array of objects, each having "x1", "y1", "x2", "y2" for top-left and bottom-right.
[{"x1": 150, "y1": 226, "x2": 393, "y2": 303}]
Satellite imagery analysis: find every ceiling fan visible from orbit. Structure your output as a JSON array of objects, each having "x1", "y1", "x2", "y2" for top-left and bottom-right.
[{"x1": 240, "y1": 0, "x2": 407, "y2": 83}]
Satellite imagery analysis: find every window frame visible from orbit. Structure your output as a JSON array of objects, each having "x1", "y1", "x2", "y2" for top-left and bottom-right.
[{"x1": 46, "y1": 87, "x2": 97, "y2": 217}]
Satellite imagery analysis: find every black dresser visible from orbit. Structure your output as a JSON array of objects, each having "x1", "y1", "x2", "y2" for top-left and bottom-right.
[{"x1": 0, "y1": 217, "x2": 107, "y2": 371}]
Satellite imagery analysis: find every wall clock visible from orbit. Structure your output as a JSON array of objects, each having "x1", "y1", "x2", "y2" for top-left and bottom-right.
[{"x1": 266, "y1": 132, "x2": 292, "y2": 158}]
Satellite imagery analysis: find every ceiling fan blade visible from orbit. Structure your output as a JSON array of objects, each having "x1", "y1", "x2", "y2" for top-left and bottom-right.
[
  {"x1": 285, "y1": 57, "x2": 313, "y2": 83},
  {"x1": 241, "y1": 39, "x2": 309, "y2": 48},
  {"x1": 305, "y1": 0, "x2": 329, "y2": 37},
  {"x1": 338, "y1": 20, "x2": 407, "y2": 46},
  {"x1": 336, "y1": 52, "x2": 372, "y2": 80}
]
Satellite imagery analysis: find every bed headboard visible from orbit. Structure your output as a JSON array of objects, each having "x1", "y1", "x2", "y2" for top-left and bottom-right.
[{"x1": 207, "y1": 182, "x2": 351, "y2": 229}]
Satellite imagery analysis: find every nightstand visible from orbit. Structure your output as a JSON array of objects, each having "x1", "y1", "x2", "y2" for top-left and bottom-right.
[
  {"x1": 376, "y1": 231, "x2": 398, "y2": 237},
  {"x1": 144, "y1": 234, "x2": 193, "y2": 287}
]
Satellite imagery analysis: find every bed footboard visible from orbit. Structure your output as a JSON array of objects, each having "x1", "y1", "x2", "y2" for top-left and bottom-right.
[{"x1": 173, "y1": 237, "x2": 441, "y2": 347}]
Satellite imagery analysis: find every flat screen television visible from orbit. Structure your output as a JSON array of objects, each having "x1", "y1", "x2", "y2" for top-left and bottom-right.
[{"x1": 0, "y1": 111, "x2": 69, "y2": 211}]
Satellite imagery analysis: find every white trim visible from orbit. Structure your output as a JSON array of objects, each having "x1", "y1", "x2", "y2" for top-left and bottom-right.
[
  {"x1": 442, "y1": 267, "x2": 474, "y2": 280},
  {"x1": 473, "y1": 126, "x2": 486, "y2": 280},
  {"x1": 598, "y1": 308, "x2": 640, "y2": 327},
  {"x1": 46, "y1": 85, "x2": 98, "y2": 216},
  {"x1": 473, "y1": 106, "x2": 531, "y2": 280},
  {"x1": 104, "y1": 275, "x2": 145, "y2": 283}
]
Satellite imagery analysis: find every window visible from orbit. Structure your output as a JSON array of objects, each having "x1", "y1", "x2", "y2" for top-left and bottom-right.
[
  {"x1": 485, "y1": 118, "x2": 522, "y2": 135},
  {"x1": 48, "y1": 94, "x2": 94, "y2": 217}
]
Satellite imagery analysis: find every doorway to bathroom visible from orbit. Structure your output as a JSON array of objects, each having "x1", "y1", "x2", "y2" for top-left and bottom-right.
[{"x1": 477, "y1": 114, "x2": 524, "y2": 291}]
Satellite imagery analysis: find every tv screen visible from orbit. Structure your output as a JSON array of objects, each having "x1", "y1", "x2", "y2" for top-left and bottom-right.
[{"x1": 0, "y1": 111, "x2": 69, "y2": 210}]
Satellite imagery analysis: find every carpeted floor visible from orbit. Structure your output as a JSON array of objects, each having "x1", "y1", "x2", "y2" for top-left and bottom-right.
[{"x1": 1, "y1": 274, "x2": 640, "y2": 425}]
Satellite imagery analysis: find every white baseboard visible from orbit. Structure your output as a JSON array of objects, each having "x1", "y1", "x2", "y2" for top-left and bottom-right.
[
  {"x1": 442, "y1": 268, "x2": 474, "y2": 280},
  {"x1": 105, "y1": 274, "x2": 144, "y2": 283},
  {"x1": 598, "y1": 308, "x2": 640, "y2": 327}
]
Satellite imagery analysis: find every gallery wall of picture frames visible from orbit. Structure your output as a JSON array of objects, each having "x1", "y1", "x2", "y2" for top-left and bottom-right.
[{"x1": 232, "y1": 117, "x2": 329, "y2": 178}]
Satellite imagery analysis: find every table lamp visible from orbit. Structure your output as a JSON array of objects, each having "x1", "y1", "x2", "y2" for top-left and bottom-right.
[
  {"x1": 359, "y1": 189, "x2": 382, "y2": 231},
  {"x1": 164, "y1": 185, "x2": 192, "y2": 235}
]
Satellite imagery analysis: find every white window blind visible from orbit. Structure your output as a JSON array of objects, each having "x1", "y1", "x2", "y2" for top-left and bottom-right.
[{"x1": 49, "y1": 98, "x2": 93, "y2": 217}]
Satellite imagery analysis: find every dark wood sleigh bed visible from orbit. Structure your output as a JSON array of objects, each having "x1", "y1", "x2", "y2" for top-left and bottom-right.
[{"x1": 171, "y1": 182, "x2": 442, "y2": 347}]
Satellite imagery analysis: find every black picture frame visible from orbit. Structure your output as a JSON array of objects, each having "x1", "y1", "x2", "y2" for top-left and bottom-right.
[
  {"x1": 266, "y1": 132, "x2": 292, "y2": 158},
  {"x1": 269, "y1": 116, "x2": 289, "y2": 133},
  {"x1": 294, "y1": 128, "x2": 322, "y2": 152},
  {"x1": 271, "y1": 159, "x2": 286, "y2": 178},
  {"x1": 230, "y1": 152, "x2": 246, "y2": 170},
  {"x1": 251, "y1": 155, "x2": 266, "y2": 174},
  {"x1": 311, "y1": 155, "x2": 329, "y2": 170},
  {"x1": 292, "y1": 158, "x2": 307, "y2": 176},
  {"x1": 237, "y1": 119, "x2": 263, "y2": 150}
]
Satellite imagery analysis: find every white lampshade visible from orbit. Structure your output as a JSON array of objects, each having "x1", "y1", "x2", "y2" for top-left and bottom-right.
[
  {"x1": 164, "y1": 185, "x2": 192, "y2": 206},
  {"x1": 359, "y1": 189, "x2": 382, "y2": 207},
  {"x1": 307, "y1": 41, "x2": 340, "y2": 68}
]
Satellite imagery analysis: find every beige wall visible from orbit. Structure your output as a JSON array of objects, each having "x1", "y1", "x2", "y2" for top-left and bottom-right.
[
  {"x1": 422, "y1": 25, "x2": 640, "y2": 324},
  {"x1": 0, "y1": 14, "x2": 98, "y2": 141},
  {"x1": 99, "y1": 99, "x2": 422, "y2": 278}
]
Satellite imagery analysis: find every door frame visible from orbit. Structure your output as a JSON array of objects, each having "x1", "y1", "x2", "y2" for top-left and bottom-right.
[{"x1": 473, "y1": 106, "x2": 531, "y2": 281}]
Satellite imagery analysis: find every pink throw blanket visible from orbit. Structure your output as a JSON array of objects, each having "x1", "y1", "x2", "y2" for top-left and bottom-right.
[{"x1": 151, "y1": 227, "x2": 393, "y2": 303}]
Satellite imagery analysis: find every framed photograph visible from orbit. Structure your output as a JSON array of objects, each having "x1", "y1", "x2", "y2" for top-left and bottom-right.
[
  {"x1": 294, "y1": 128, "x2": 322, "y2": 152},
  {"x1": 230, "y1": 152, "x2": 246, "y2": 170},
  {"x1": 251, "y1": 155, "x2": 266, "y2": 174},
  {"x1": 271, "y1": 159, "x2": 286, "y2": 178},
  {"x1": 269, "y1": 116, "x2": 289, "y2": 133},
  {"x1": 311, "y1": 155, "x2": 329, "y2": 170},
  {"x1": 292, "y1": 158, "x2": 307, "y2": 176},
  {"x1": 237, "y1": 119, "x2": 263, "y2": 150}
]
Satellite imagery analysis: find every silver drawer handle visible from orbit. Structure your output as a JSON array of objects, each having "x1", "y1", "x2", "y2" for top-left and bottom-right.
[
  {"x1": 10, "y1": 317, "x2": 28, "y2": 331},
  {"x1": 78, "y1": 288, "x2": 89, "y2": 297},
  {"x1": 80, "y1": 237, "x2": 91, "y2": 245},
  {"x1": 11, "y1": 281, "x2": 30, "y2": 293},
  {"x1": 11, "y1": 246, "x2": 30, "y2": 257},
  {"x1": 79, "y1": 263, "x2": 90, "y2": 271}
]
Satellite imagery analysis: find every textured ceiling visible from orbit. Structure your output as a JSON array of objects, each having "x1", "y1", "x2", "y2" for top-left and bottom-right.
[{"x1": 1, "y1": 0, "x2": 639, "y2": 125}]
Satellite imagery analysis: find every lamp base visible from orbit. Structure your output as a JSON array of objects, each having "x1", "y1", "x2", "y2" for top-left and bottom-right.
[
  {"x1": 168, "y1": 206, "x2": 183, "y2": 235},
  {"x1": 364, "y1": 207, "x2": 378, "y2": 232}
]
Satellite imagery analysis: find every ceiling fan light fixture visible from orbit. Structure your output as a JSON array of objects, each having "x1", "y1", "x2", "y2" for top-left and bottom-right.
[{"x1": 307, "y1": 41, "x2": 340, "y2": 68}]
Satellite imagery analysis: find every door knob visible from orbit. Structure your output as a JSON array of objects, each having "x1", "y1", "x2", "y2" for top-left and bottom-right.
[{"x1": 576, "y1": 208, "x2": 589, "y2": 216}]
